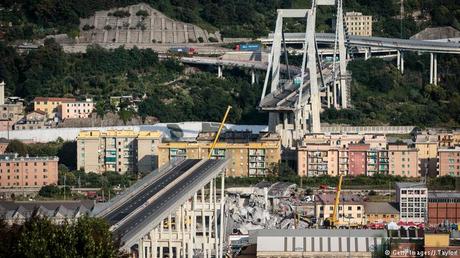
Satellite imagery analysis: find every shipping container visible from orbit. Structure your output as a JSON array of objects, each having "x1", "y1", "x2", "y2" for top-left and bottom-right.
[{"x1": 235, "y1": 43, "x2": 261, "y2": 51}]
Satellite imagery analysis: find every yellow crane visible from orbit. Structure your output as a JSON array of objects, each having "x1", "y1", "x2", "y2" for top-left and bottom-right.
[
  {"x1": 326, "y1": 174, "x2": 344, "y2": 228},
  {"x1": 208, "y1": 106, "x2": 232, "y2": 159}
]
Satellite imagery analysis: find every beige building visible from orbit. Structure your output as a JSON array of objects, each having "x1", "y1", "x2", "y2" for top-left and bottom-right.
[
  {"x1": 158, "y1": 131, "x2": 281, "y2": 177},
  {"x1": 315, "y1": 193, "x2": 366, "y2": 227},
  {"x1": 364, "y1": 202, "x2": 399, "y2": 224},
  {"x1": 344, "y1": 11, "x2": 373, "y2": 36},
  {"x1": 388, "y1": 143, "x2": 418, "y2": 177},
  {"x1": 415, "y1": 134, "x2": 438, "y2": 177},
  {"x1": 77, "y1": 130, "x2": 162, "y2": 174},
  {"x1": 60, "y1": 99, "x2": 95, "y2": 120},
  {"x1": 33, "y1": 97, "x2": 76, "y2": 119},
  {"x1": 438, "y1": 147, "x2": 460, "y2": 177}
]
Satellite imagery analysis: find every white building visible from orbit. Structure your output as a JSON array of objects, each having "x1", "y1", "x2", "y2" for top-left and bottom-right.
[{"x1": 396, "y1": 182, "x2": 428, "y2": 223}]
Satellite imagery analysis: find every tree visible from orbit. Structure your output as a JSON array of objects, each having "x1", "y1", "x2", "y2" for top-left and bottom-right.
[
  {"x1": 0, "y1": 216, "x2": 126, "y2": 258},
  {"x1": 38, "y1": 185, "x2": 61, "y2": 198},
  {"x1": 5, "y1": 140, "x2": 27, "y2": 156}
]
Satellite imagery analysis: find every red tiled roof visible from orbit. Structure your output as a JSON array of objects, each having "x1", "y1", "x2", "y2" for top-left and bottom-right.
[{"x1": 33, "y1": 97, "x2": 76, "y2": 102}]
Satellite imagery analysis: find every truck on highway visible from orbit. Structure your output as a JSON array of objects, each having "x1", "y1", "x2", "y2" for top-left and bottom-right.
[
  {"x1": 234, "y1": 43, "x2": 261, "y2": 51},
  {"x1": 168, "y1": 47, "x2": 198, "y2": 56}
]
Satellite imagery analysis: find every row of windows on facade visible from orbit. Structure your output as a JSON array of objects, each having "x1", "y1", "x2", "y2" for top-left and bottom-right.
[
  {"x1": 66, "y1": 109, "x2": 91, "y2": 113},
  {"x1": 400, "y1": 213, "x2": 425, "y2": 218},
  {"x1": 0, "y1": 168, "x2": 49, "y2": 173},
  {"x1": 319, "y1": 205, "x2": 362, "y2": 211},
  {"x1": 1, "y1": 162, "x2": 49, "y2": 166},
  {"x1": 345, "y1": 16, "x2": 371, "y2": 21},
  {"x1": 0, "y1": 174, "x2": 49, "y2": 179},
  {"x1": 0, "y1": 181, "x2": 48, "y2": 186},
  {"x1": 401, "y1": 190, "x2": 427, "y2": 195},
  {"x1": 65, "y1": 103, "x2": 92, "y2": 107}
]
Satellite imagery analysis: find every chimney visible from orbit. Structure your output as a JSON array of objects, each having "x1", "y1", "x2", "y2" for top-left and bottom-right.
[{"x1": 0, "y1": 81, "x2": 4, "y2": 105}]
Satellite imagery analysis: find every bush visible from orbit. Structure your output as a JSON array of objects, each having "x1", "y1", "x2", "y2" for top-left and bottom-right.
[
  {"x1": 136, "y1": 10, "x2": 149, "y2": 17},
  {"x1": 111, "y1": 10, "x2": 130, "y2": 18},
  {"x1": 38, "y1": 185, "x2": 60, "y2": 198},
  {"x1": 198, "y1": 36, "x2": 204, "y2": 43},
  {"x1": 208, "y1": 37, "x2": 218, "y2": 42},
  {"x1": 104, "y1": 25, "x2": 112, "y2": 30},
  {"x1": 82, "y1": 24, "x2": 91, "y2": 31}
]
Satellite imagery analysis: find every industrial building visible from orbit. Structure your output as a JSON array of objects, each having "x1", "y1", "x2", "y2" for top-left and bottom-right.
[
  {"x1": 77, "y1": 130, "x2": 162, "y2": 174},
  {"x1": 344, "y1": 11, "x2": 373, "y2": 36},
  {"x1": 247, "y1": 229, "x2": 387, "y2": 257},
  {"x1": 428, "y1": 192, "x2": 460, "y2": 225},
  {"x1": 0, "y1": 200, "x2": 93, "y2": 225},
  {"x1": 158, "y1": 131, "x2": 281, "y2": 177},
  {"x1": 0, "y1": 153, "x2": 59, "y2": 188}
]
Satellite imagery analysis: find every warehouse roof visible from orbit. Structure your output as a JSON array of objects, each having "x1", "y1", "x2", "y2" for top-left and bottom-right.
[
  {"x1": 364, "y1": 202, "x2": 399, "y2": 214},
  {"x1": 250, "y1": 229, "x2": 387, "y2": 238}
]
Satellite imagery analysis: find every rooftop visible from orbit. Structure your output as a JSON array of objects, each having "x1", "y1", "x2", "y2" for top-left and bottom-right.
[
  {"x1": 316, "y1": 193, "x2": 363, "y2": 205},
  {"x1": 77, "y1": 130, "x2": 162, "y2": 139},
  {"x1": 396, "y1": 182, "x2": 427, "y2": 189},
  {"x1": 364, "y1": 202, "x2": 399, "y2": 214},
  {"x1": 428, "y1": 192, "x2": 460, "y2": 200},
  {"x1": 0, "y1": 153, "x2": 59, "y2": 161},
  {"x1": 33, "y1": 97, "x2": 76, "y2": 102},
  {"x1": 249, "y1": 229, "x2": 386, "y2": 238}
]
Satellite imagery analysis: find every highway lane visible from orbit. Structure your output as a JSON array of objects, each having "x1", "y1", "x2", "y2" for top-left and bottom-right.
[
  {"x1": 104, "y1": 159, "x2": 200, "y2": 225},
  {"x1": 113, "y1": 159, "x2": 223, "y2": 239}
]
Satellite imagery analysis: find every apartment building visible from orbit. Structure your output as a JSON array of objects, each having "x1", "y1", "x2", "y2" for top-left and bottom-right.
[
  {"x1": 416, "y1": 134, "x2": 438, "y2": 177},
  {"x1": 315, "y1": 193, "x2": 366, "y2": 226},
  {"x1": 344, "y1": 11, "x2": 373, "y2": 36},
  {"x1": 158, "y1": 131, "x2": 281, "y2": 177},
  {"x1": 298, "y1": 134, "x2": 389, "y2": 177},
  {"x1": 396, "y1": 182, "x2": 427, "y2": 223},
  {"x1": 77, "y1": 130, "x2": 162, "y2": 174},
  {"x1": 438, "y1": 147, "x2": 460, "y2": 176},
  {"x1": 0, "y1": 153, "x2": 59, "y2": 188},
  {"x1": 60, "y1": 99, "x2": 95, "y2": 120},
  {"x1": 33, "y1": 97, "x2": 76, "y2": 119},
  {"x1": 437, "y1": 130, "x2": 460, "y2": 147},
  {"x1": 348, "y1": 144, "x2": 369, "y2": 176},
  {"x1": 388, "y1": 143, "x2": 418, "y2": 177}
]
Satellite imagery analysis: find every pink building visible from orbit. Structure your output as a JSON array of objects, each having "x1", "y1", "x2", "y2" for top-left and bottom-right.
[
  {"x1": 348, "y1": 144, "x2": 369, "y2": 176},
  {"x1": 60, "y1": 99, "x2": 95, "y2": 120},
  {"x1": 0, "y1": 154, "x2": 59, "y2": 188}
]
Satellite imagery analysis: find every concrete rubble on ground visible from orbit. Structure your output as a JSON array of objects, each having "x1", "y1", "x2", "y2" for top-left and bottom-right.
[{"x1": 226, "y1": 182, "x2": 316, "y2": 235}]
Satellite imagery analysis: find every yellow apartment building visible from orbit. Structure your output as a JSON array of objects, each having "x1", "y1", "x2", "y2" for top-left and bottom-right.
[
  {"x1": 344, "y1": 11, "x2": 373, "y2": 36},
  {"x1": 33, "y1": 97, "x2": 76, "y2": 119},
  {"x1": 158, "y1": 132, "x2": 281, "y2": 177},
  {"x1": 77, "y1": 130, "x2": 162, "y2": 174},
  {"x1": 415, "y1": 134, "x2": 438, "y2": 177},
  {"x1": 388, "y1": 143, "x2": 418, "y2": 177}
]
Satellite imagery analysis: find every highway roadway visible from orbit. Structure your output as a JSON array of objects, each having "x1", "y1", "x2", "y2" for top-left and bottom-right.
[
  {"x1": 113, "y1": 159, "x2": 225, "y2": 243},
  {"x1": 103, "y1": 159, "x2": 200, "y2": 225},
  {"x1": 261, "y1": 32, "x2": 460, "y2": 54}
]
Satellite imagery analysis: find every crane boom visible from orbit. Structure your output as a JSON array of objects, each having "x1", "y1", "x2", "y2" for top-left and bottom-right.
[
  {"x1": 208, "y1": 106, "x2": 232, "y2": 159},
  {"x1": 330, "y1": 174, "x2": 343, "y2": 226}
]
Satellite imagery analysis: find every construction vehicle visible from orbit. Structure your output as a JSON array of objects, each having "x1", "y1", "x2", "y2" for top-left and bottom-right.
[
  {"x1": 324, "y1": 175, "x2": 344, "y2": 228},
  {"x1": 208, "y1": 106, "x2": 232, "y2": 159}
]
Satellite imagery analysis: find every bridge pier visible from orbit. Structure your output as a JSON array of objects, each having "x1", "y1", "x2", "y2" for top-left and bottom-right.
[
  {"x1": 217, "y1": 65, "x2": 223, "y2": 78},
  {"x1": 430, "y1": 53, "x2": 438, "y2": 85},
  {"x1": 364, "y1": 47, "x2": 371, "y2": 60},
  {"x1": 397, "y1": 50, "x2": 405, "y2": 74}
]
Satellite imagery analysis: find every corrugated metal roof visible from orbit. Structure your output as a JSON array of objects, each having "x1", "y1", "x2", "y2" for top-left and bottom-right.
[
  {"x1": 249, "y1": 229, "x2": 387, "y2": 238},
  {"x1": 364, "y1": 202, "x2": 399, "y2": 214}
]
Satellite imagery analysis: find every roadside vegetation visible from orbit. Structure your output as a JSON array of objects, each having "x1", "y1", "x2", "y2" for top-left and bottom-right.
[{"x1": 0, "y1": 216, "x2": 127, "y2": 258}]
